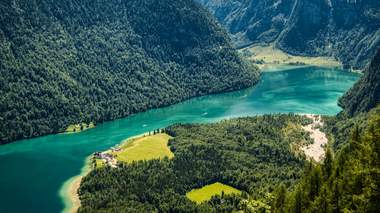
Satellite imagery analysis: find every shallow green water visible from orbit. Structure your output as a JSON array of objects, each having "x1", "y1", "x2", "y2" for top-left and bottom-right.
[{"x1": 0, "y1": 67, "x2": 358, "y2": 213}]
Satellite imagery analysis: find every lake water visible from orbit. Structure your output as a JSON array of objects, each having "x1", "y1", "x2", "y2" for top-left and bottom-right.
[{"x1": 0, "y1": 66, "x2": 359, "y2": 213}]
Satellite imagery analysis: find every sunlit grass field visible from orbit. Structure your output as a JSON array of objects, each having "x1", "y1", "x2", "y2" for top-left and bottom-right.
[
  {"x1": 65, "y1": 122, "x2": 95, "y2": 133},
  {"x1": 113, "y1": 133, "x2": 174, "y2": 163},
  {"x1": 186, "y1": 182, "x2": 241, "y2": 204},
  {"x1": 94, "y1": 159, "x2": 105, "y2": 169}
]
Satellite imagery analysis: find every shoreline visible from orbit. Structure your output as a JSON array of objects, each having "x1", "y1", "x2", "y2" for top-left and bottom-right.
[
  {"x1": 2, "y1": 61, "x2": 351, "y2": 147},
  {"x1": 60, "y1": 131, "x2": 152, "y2": 213},
  {"x1": 259, "y1": 62, "x2": 362, "y2": 74},
  {"x1": 60, "y1": 113, "x2": 331, "y2": 213},
  {"x1": 240, "y1": 45, "x2": 344, "y2": 71},
  {"x1": 258, "y1": 63, "x2": 342, "y2": 72},
  {"x1": 59, "y1": 157, "x2": 92, "y2": 213}
]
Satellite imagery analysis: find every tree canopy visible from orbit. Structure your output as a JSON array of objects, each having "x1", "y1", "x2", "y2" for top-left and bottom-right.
[
  {"x1": 0, "y1": 0, "x2": 259, "y2": 144},
  {"x1": 78, "y1": 114, "x2": 311, "y2": 212}
]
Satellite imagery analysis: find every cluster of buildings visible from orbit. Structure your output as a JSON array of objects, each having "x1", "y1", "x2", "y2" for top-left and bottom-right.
[{"x1": 94, "y1": 151, "x2": 118, "y2": 168}]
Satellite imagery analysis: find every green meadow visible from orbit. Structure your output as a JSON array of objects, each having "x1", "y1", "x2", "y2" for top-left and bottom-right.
[
  {"x1": 94, "y1": 159, "x2": 105, "y2": 169},
  {"x1": 113, "y1": 133, "x2": 174, "y2": 163},
  {"x1": 65, "y1": 122, "x2": 95, "y2": 133},
  {"x1": 186, "y1": 182, "x2": 242, "y2": 204}
]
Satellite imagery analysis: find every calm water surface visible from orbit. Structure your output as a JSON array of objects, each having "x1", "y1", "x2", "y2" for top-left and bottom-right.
[{"x1": 0, "y1": 67, "x2": 359, "y2": 213}]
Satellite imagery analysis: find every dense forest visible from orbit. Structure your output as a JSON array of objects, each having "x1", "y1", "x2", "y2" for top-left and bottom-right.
[
  {"x1": 78, "y1": 114, "x2": 312, "y2": 212},
  {"x1": 272, "y1": 106, "x2": 380, "y2": 213},
  {"x1": 0, "y1": 0, "x2": 259, "y2": 144},
  {"x1": 339, "y1": 49, "x2": 380, "y2": 116},
  {"x1": 271, "y1": 49, "x2": 380, "y2": 212}
]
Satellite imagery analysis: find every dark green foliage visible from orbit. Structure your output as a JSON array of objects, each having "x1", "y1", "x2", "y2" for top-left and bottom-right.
[
  {"x1": 272, "y1": 184, "x2": 287, "y2": 213},
  {"x1": 323, "y1": 104, "x2": 380, "y2": 150},
  {"x1": 78, "y1": 114, "x2": 310, "y2": 212},
  {"x1": 339, "y1": 48, "x2": 380, "y2": 116},
  {"x1": 0, "y1": 0, "x2": 259, "y2": 144},
  {"x1": 274, "y1": 108, "x2": 380, "y2": 212}
]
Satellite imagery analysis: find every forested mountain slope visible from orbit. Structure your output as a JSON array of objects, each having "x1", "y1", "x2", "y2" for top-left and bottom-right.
[
  {"x1": 273, "y1": 109, "x2": 380, "y2": 212},
  {"x1": 339, "y1": 48, "x2": 380, "y2": 116},
  {"x1": 0, "y1": 0, "x2": 259, "y2": 144},
  {"x1": 271, "y1": 49, "x2": 380, "y2": 212},
  {"x1": 197, "y1": 0, "x2": 380, "y2": 69}
]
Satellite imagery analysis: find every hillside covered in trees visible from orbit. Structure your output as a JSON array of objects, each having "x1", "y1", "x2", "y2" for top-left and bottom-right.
[
  {"x1": 339, "y1": 49, "x2": 380, "y2": 116},
  {"x1": 271, "y1": 49, "x2": 380, "y2": 212},
  {"x1": 197, "y1": 0, "x2": 380, "y2": 69},
  {"x1": 78, "y1": 115, "x2": 311, "y2": 212},
  {"x1": 271, "y1": 106, "x2": 380, "y2": 212},
  {"x1": 0, "y1": 0, "x2": 259, "y2": 144}
]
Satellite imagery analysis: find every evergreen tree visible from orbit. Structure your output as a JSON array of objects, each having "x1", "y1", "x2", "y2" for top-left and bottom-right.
[
  {"x1": 273, "y1": 184, "x2": 287, "y2": 213},
  {"x1": 323, "y1": 148, "x2": 334, "y2": 179}
]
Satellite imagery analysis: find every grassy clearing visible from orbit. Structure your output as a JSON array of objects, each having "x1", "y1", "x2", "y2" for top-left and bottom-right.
[
  {"x1": 186, "y1": 182, "x2": 242, "y2": 204},
  {"x1": 240, "y1": 45, "x2": 341, "y2": 70},
  {"x1": 65, "y1": 122, "x2": 95, "y2": 133},
  {"x1": 112, "y1": 133, "x2": 174, "y2": 163},
  {"x1": 94, "y1": 159, "x2": 105, "y2": 169}
]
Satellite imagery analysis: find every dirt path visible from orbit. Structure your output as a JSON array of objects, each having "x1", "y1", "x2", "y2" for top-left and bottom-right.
[{"x1": 300, "y1": 114, "x2": 328, "y2": 162}]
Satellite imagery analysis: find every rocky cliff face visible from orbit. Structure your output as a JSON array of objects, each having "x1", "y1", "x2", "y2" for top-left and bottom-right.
[
  {"x1": 339, "y1": 48, "x2": 380, "y2": 116},
  {"x1": 198, "y1": 0, "x2": 380, "y2": 69}
]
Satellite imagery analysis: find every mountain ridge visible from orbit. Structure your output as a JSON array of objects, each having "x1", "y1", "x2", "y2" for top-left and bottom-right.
[{"x1": 197, "y1": 0, "x2": 380, "y2": 69}]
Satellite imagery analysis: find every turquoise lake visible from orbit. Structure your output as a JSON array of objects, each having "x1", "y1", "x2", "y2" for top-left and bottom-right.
[{"x1": 0, "y1": 67, "x2": 359, "y2": 213}]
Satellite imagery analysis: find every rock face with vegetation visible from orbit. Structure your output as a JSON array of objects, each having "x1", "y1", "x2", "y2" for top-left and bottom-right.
[
  {"x1": 339, "y1": 48, "x2": 380, "y2": 116},
  {"x1": 197, "y1": 0, "x2": 380, "y2": 69},
  {"x1": 0, "y1": 0, "x2": 259, "y2": 144}
]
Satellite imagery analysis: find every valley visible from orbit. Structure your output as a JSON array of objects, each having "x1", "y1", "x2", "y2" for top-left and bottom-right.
[
  {"x1": 74, "y1": 51, "x2": 379, "y2": 212},
  {"x1": 0, "y1": 0, "x2": 259, "y2": 145},
  {"x1": 198, "y1": 0, "x2": 380, "y2": 69},
  {"x1": 0, "y1": 0, "x2": 378, "y2": 212},
  {"x1": 0, "y1": 67, "x2": 358, "y2": 212}
]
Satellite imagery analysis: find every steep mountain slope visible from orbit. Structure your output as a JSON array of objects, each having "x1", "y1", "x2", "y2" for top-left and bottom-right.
[
  {"x1": 197, "y1": 0, "x2": 380, "y2": 69},
  {"x1": 0, "y1": 0, "x2": 259, "y2": 144},
  {"x1": 272, "y1": 51, "x2": 380, "y2": 212},
  {"x1": 273, "y1": 108, "x2": 380, "y2": 212},
  {"x1": 339, "y1": 48, "x2": 380, "y2": 116}
]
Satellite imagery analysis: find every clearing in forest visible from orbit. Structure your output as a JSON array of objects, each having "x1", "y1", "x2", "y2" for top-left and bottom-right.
[
  {"x1": 241, "y1": 45, "x2": 341, "y2": 70},
  {"x1": 113, "y1": 133, "x2": 174, "y2": 163},
  {"x1": 186, "y1": 182, "x2": 241, "y2": 204},
  {"x1": 65, "y1": 122, "x2": 95, "y2": 133}
]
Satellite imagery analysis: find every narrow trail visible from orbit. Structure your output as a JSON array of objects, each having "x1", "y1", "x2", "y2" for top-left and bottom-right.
[{"x1": 300, "y1": 114, "x2": 328, "y2": 162}]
